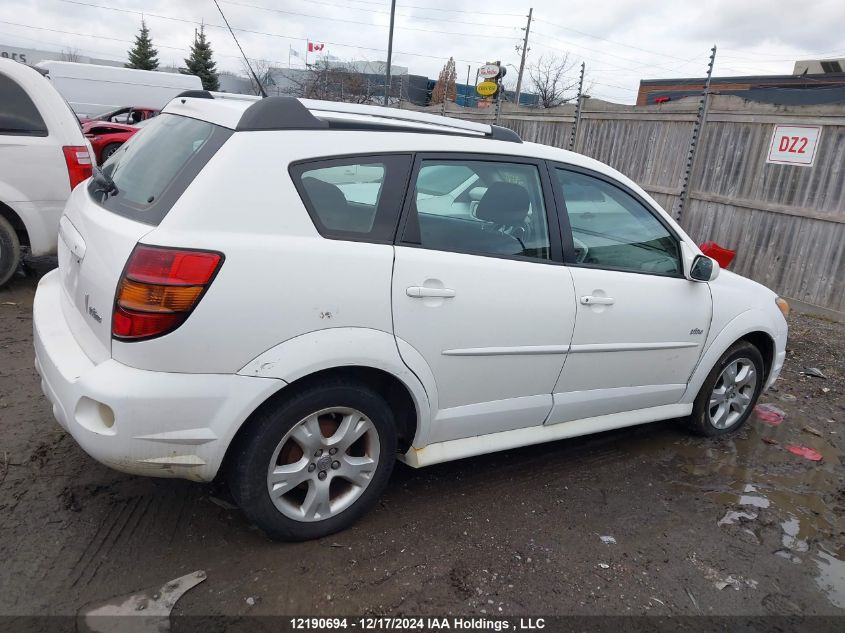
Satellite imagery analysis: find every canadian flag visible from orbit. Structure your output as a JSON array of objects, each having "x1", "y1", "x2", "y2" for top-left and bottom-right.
[{"x1": 308, "y1": 42, "x2": 325, "y2": 52}]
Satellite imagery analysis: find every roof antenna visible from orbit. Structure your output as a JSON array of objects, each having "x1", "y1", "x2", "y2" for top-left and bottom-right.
[{"x1": 211, "y1": 0, "x2": 268, "y2": 98}]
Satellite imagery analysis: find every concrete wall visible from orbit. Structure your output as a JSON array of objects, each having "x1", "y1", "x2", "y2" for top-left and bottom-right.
[{"x1": 403, "y1": 96, "x2": 845, "y2": 315}]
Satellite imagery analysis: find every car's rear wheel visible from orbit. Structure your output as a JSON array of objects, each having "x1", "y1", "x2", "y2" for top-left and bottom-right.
[
  {"x1": 686, "y1": 340, "x2": 764, "y2": 437},
  {"x1": 101, "y1": 142, "x2": 121, "y2": 163},
  {"x1": 230, "y1": 381, "x2": 397, "y2": 541},
  {"x1": 0, "y1": 214, "x2": 21, "y2": 288}
]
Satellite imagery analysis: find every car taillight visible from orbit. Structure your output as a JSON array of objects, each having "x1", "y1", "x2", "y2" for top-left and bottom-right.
[
  {"x1": 62, "y1": 146, "x2": 93, "y2": 189},
  {"x1": 112, "y1": 245, "x2": 223, "y2": 341}
]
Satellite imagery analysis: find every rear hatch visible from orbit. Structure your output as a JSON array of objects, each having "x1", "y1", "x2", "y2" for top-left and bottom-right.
[{"x1": 57, "y1": 113, "x2": 232, "y2": 362}]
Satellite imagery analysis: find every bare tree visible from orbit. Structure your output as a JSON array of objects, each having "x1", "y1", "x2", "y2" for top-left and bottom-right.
[
  {"x1": 527, "y1": 53, "x2": 580, "y2": 108},
  {"x1": 285, "y1": 59, "x2": 383, "y2": 104},
  {"x1": 241, "y1": 58, "x2": 274, "y2": 96},
  {"x1": 61, "y1": 47, "x2": 82, "y2": 62}
]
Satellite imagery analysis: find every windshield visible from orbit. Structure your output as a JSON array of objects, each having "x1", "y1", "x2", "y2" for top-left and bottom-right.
[{"x1": 89, "y1": 114, "x2": 232, "y2": 225}]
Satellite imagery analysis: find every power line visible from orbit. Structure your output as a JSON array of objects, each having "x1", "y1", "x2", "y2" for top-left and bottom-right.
[
  {"x1": 530, "y1": 30, "x2": 685, "y2": 74},
  {"x1": 721, "y1": 46, "x2": 845, "y2": 59},
  {"x1": 0, "y1": 19, "x2": 291, "y2": 67},
  {"x1": 533, "y1": 18, "x2": 691, "y2": 63},
  {"x1": 54, "y1": 1, "x2": 489, "y2": 64},
  {"x1": 220, "y1": 0, "x2": 521, "y2": 28},
  {"x1": 59, "y1": 0, "x2": 521, "y2": 45},
  {"x1": 306, "y1": 0, "x2": 525, "y2": 17}
]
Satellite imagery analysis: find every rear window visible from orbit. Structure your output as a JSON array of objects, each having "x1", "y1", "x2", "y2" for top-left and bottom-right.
[
  {"x1": 89, "y1": 114, "x2": 231, "y2": 225},
  {"x1": 0, "y1": 72, "x2": 48, "y2": 136}
]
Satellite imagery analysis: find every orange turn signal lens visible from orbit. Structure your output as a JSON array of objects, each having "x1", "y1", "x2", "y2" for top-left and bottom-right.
[
  {"x1": 113, "y1": 244, "x2": 223, "y2": 341},
  {"x1": 117, "y1": 279, "x2": 204, "y2": 313},
  {"x1": 775, "y1": 297, "x2": 790, "y2": 318}
]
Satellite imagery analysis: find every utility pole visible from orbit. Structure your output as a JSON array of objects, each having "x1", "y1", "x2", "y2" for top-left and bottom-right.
[
  {"x1": 465, "y1": 64, "x2": 471, "y2": 107},
  {"x1": 514, "y1": 8, "x2": 532, "y2": 107},
  {"x1": 384, "y1": 0, "x2": 397, "y2": 106},
  {"x1": 674, "y1": 45, "x2": 717, "y2": 223},
  {"x1": 567, "y1": 62, "x2": 585, "y2": 151},
  {"x1": 494, "y1": 60, "x2": 504, "y2": 124}
]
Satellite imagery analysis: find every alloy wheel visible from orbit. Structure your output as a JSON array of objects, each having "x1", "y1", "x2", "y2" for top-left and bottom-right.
[
  {"x1": 266, "y1": 407, "x2": 380, "y2": 522},
  {"x1": 708, "y1": 357, "x2": 757, "y2": 429}
]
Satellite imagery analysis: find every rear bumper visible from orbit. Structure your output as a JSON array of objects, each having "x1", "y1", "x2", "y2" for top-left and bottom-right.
[{"x1": 33, "y1": 270, "x2": 282, "y2": 481}]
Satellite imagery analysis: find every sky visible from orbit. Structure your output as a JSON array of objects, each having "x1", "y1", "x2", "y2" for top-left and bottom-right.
[{"x1": 1, "y1": 0, "x2": 843, "y2": 103}]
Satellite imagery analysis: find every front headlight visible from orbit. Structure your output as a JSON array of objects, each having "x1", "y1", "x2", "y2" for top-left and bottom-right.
[{"x1": 775, "y1": 297, "x2": 790, "y2": 318}]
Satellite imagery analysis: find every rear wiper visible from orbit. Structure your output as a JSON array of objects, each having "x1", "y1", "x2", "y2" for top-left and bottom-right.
[{"x1": 92, "y1": 165, "x2": 119, "y2": 198}]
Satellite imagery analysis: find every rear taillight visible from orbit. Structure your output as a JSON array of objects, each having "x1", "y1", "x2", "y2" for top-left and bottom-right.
[
  {"x1": 62, "y1": 146, "x2": 93, "y2": 189},
  {"x1": 112, "y1": 245, "x2": 223, "y2": 341}
]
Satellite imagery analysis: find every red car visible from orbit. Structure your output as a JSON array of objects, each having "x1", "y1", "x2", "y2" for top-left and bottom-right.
[
  {"x1": 78, "y1": 106, "x2": 159, "y2": 125},
  {"x1": 82, "y1": 121, "x2": 140, "y2": 164}
]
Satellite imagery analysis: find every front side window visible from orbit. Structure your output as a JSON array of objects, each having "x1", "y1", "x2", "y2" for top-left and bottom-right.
[
  {"x1": 292, "y1": 155, "x2": 410, "y2": 241},
  {"x1": 0, "y1": 73, "x2": 48, "y2": 136},
  {"x1": 556, "y1": 169, "x2": 681, "y2": 275},
  {"x1": 402, "y1": 159, "x2": 552, "y2": 261}
]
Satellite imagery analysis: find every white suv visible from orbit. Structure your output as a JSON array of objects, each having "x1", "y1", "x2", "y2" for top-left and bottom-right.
[
  {"x1": 33, "y1": 93, "x2": 789, "y2": 540},
  {"x1": 0, "y1": 58, "x2": 92, "y2": 286}
]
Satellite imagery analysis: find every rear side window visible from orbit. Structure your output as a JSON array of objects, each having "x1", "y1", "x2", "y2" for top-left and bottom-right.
[
  {"x1": 402, "y1": 159, "x2": 552, "y2": 261},
  {"x1": 0, "y1": 73, "x2": 47, "y2": 136},
  {"x1": 90, "y1": 114, "x2": 232, "y2": 226},
  {"x1": 291, "y1": 155, "x2": 411, "y2": 242}
]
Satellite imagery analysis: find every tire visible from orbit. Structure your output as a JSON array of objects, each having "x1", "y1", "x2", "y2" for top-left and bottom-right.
[
  {"x1": 0, "y1": 214, "x2": 21, "y2": 288},
  {"x1": 230, "y1": 380, "x2": 397, "y2": 541},
  {"x1": 686, "y1": 340, "x2": 765, "y2": 437},
  {"x1": 101, "y1": 143, "x2": 121, "y2": 163}
]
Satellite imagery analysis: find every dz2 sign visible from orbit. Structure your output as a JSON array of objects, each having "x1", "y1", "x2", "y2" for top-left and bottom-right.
[{"x1": 766, "y1": 124, "x2": 822, "y2": 167}]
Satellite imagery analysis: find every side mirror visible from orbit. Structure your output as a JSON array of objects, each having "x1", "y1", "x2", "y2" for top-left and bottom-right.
[{"x1": 688, "y1": 254, "x2": 720, "y2": 282}]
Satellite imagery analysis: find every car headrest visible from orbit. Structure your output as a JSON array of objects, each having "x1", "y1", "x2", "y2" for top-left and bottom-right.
[
  {"x1": 302, "y1": 177, "x2": 348, "y2": 211},
  {"x1": 475, "y1": 182, "x2": 530, "y2": 226}
]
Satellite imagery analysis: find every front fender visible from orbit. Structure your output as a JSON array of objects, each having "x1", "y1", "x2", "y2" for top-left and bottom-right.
[
  {"x1": 237, "y1": 328, "x2": 433, "y2": 446},
  {"x1": 681, "y1": 308, "x2": 785, "y2": 403}
]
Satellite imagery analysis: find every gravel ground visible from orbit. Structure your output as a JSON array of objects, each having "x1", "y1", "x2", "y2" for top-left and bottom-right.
[{"x1": 1, "y1": 263, "x2": 843, "y2": 624}]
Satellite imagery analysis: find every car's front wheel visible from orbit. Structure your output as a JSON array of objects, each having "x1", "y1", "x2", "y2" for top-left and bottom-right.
[
  {"x1": 686, "y1": 340, "x2": 765, "y2": 437},
  {"x1": 230, "y1": 381, "x2": 397, "y2": 541}
]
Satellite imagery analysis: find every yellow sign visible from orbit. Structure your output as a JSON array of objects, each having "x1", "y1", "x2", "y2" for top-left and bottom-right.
[{"x1": 476, "y1": 80, "x2": 498, "y2": 96}]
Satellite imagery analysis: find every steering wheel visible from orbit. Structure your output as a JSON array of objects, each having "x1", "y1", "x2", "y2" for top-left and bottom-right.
[{"x1": 573, "y1": 237, "x2": 590, "y2": 263}]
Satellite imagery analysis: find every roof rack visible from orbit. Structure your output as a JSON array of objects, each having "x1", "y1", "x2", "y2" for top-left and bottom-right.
[
  {"x1": 175, "y1": 90, "x2": 214, "y2": 100},
  {"x1": 228, "y1": 96, "x2": 522, "y2": 143}
]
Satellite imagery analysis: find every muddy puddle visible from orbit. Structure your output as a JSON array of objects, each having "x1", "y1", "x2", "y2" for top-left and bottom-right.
[{"x1": 631, "y1": 403, "x2": 844, "y2": 609}]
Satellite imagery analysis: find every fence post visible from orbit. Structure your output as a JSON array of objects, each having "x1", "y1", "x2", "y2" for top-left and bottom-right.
[
  {"x1": 568, "y1": 62, "x2": 585, "y2": 152},
  {"x1": 675, "y1": 45, "x2": 717, "y2": 223}
]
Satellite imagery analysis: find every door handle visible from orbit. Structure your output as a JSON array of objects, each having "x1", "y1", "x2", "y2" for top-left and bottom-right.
[
  {"x1": 580, "y1": 295, "x2": 615, "y2": 305},
  {"x1": 406, "y1": 286, "x2": 456, "y2": 298}
]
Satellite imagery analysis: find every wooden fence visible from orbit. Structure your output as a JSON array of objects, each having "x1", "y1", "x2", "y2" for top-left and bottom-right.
[{"x1": 403, "y1": 96, "x2": 845, "y2": 315}]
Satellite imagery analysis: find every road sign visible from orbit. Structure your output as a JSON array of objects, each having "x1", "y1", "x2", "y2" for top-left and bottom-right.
[
  {"x1": 478, "y1": 63, "x2": 500, "y2": 79},
  {"x1": 476, "y1": 80, "x2": 498, "y2": 96},
  {"x1": 766, "y1": 125, "x2": 822, "y2": 166}
]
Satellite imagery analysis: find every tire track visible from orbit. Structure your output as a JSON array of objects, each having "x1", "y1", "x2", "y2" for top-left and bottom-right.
[{"x1": 70, "y1": 496, "x2": 140, "y2": 588}]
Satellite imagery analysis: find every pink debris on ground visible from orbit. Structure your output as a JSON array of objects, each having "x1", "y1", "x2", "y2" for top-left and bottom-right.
[
  {"x1": 754, "y1": 403, "x2": 785, "y2": 426},
  {"x1": 785, "y1": 445, "x2": 824, "y2": 461}
]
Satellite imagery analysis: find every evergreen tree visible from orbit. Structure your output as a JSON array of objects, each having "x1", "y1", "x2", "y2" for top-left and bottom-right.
[
  {"x1": 125, "y1": 19, "x2": 159, "y2": 71},
  {"x1": 182, "y1": 24, "x2": 220, "y2": 91}
]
